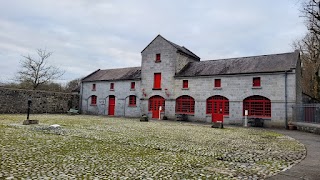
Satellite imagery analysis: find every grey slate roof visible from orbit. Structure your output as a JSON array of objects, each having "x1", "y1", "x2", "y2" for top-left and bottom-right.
[
  {"x1": 82, "y1": 67, "x2": 141, "y2": 82},
  {"x1": 166, "y1": 39, "x2": 200, "y2": 60},
  {"x1": 176, "y1": 51, "x2": 299, "y2": 77}
]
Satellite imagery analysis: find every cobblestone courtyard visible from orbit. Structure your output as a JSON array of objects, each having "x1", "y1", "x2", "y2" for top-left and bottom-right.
[{"x1": 0, "y1": 114, "x2": 306, "y2": 179}]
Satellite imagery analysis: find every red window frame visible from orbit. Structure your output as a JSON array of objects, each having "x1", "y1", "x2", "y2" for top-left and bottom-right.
[
  {"x1": 149, "y1": 95, "x2": 165, "y2": 111},
  {"x1": 129, "y1": 95, "x2": 136, "y2": 106},
  {"x1": 183, "y1": 80, "x2": 188, "y2": 88},
  {"x1": 253, "y1": 77, "x2": 261, "y2": 87},
  {"x1": 92, "y1": 84, "x2": 96, "y2": 91},
  {"x1": 131, "y1": 82, "x2": 135, "y2": 89},
  {"x1": 176, "y1": 95, "x2": 195, "y2": 114},
  {"x1": 243, "y1": 95, "x2": 271, "y2": 117},
  {"x1": 206, "y1": 95, "x2": 229, "y2": 115},
  {"x1": 153, "y1": 73, "x2": 161, "y2": 89},
  {"x1": 110, "y1": 83, "x2": 114, "y2": 90},
  {"x1": 156, "y1": 53, "x2": 161, "y2": 62},
  {"x1": 91, "y1": 95, "x2": 97, "y2": 105},
  {"x1": 214, "y1": 79, "x2": 221, "y2": 88}
]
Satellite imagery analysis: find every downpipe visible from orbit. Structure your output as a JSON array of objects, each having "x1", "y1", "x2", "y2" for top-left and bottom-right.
[{"x1": 285, "y1": 71, "x2": 288, "y2": 129}]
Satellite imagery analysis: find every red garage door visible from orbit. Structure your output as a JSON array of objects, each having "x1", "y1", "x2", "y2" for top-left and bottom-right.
[{"x1": 243, "y1": 95, "x2": 271, "y2": 118}]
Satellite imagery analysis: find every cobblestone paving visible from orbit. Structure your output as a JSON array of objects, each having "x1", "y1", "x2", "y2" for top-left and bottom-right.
[{"x1": 0, "y1": 114, "x2": 306, "y2": 179}]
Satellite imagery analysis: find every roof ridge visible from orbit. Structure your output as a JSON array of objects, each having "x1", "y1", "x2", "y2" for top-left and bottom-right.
[
  {"x1": 201, "y1": 51, "x2": 296, "y2": 62},
  {"x1": 82, "y1": 66, "x2": 141, "y2": 82},
  {"x1": 81, "y1": 69, "x2": 100, "y2": 81},
  {"x1": 181, "y1": 46, "x2": 199, "y2": 58},
  {"x1": 165, "y1": 39, "x2": 200, "y2": 59},
  {"x1": 100, "y1": 66, "x2": 141, "y2": 71}
]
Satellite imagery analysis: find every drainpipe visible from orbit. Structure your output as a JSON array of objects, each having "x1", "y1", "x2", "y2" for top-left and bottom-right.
[
  {"x1": 86, "y1": 98, "x2": 89, "y2": 114},
  {"x1": 124, "y1": 96, "x2": 128, "y2": 117},
  {"x1": 79, "y1": 83, "x2": 84, "y2": 113},
  {"x1": 285, "y1": 71, "x2": 288, "y2": 129}
]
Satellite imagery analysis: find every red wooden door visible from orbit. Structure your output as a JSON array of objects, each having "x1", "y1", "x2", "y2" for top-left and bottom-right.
[
  {"x1": 212, "y1": 101, "x2": 223, "y2": 123},
  {"x1": 108, "y1": 96, "x2": 115, "y2": 116},
  {"x1": 149, "y1": 96, "x2": 165, "y2": 119},
  {"x1": 152, "y1": 110, "x2": 160, "y2": 119},
  {"x1": 305, "y1": 107, "x2": 315, "y2": 123}
]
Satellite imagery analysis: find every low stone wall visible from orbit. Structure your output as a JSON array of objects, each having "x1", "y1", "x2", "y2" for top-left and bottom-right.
[
  {"x1": 294, "y1": 122, "x2": 320, "y2": 135},
  {"x1": 0, "y1": 87, "x2": 79, "y2": 114}
]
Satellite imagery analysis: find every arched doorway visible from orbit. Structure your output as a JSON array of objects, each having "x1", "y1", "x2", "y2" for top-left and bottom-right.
[
  {"x1": 108, "y1": 95, "x2": 115, "y2": 116},
  {"x1": 149, "y1": 95, "x2": 165, "y2": 118},
  {"x1": 206, "y1": 95, "x2": 229, "y2": 122},
  {"x1": 243, "y1": 95, "x2": 271, "y2": 117}
]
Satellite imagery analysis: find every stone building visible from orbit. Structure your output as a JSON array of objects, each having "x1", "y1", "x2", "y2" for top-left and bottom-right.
[{"x1": 80, "y1": 35, "x2": 302, "y2": 127}]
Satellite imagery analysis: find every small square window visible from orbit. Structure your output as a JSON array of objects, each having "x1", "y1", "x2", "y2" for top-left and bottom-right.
[
  {"x1": 92, "y1": 84, "x2": 96, "y2": 91},
  {"x1": 110, "y1": 83, "x2": 114, "y2": 90},
  {"x1": 214, "y1": 79, "x2": 221, "y2": 88},
  {"x1": 156, "y1": 53, "x2": 161, "y2": 62},
  {"x1": 183, "y1": 80, "x2": 188, "y2": 89},
  {"x1": 131, "y1": 82, "x2": 135, "y2": 90},
  {"x1": 253, "y1": 77, "x2": 261, "y2": 87}
]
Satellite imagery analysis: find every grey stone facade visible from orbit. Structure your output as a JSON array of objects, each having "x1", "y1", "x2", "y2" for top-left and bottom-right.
[
  {"x1": 0, "y1": 87, "x2": 79, "y2": 114},
  {"x1": 139, "y1": 36, "x2": 200, "y2": 119},
  {"x1": 81, "y1": 80, "x2": 141, "y2": 117},
  {"x1": 80, "y1": 35, "x2": 302, "y2": 128},
  {"x1": 174, "y1": 72, "x2": 298, "y2": 127}
]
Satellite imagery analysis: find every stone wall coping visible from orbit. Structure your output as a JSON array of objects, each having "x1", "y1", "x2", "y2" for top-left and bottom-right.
[
  {"x1": 294, "y1": 122, "x2": 320, "y2": 128},
  {"x1": 0, "y1": 87, "x2": 77, "y2": 95}
]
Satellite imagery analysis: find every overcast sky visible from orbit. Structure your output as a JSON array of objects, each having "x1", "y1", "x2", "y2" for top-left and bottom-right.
[{"x1": 0, "y1": 0, "x2": 306, "y2": 84}]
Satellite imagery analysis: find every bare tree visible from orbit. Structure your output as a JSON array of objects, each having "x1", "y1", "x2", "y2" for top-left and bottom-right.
[
  {"x1": 17, "y1": 49, "x2": 64, "y2": 90},
  {"x1": 294, "y1": 0, "x2": 320, "y2": 98},
  {"x1": 302, "y1": 0, "x2": 320, "y2": 35},
  {"x1": 293, "y1": 33, "x2": 320, "y2": 97},
  {"x1": 65, "y1": 78, "x2": 82, "y2": 92}
]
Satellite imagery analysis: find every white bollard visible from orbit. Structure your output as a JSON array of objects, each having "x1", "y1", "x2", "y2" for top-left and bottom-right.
[
  {"x1": 244, "y1": 110, "x2": 248, "y2": 127},
  {"x1": 159, "y1": 106, "x2": 162, "y2": 120}
]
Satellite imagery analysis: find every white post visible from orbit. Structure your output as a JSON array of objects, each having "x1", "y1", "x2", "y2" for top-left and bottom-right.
[
  {"x1": 244, "y1": 110, "x2": 248, "y2": 127},
  {"x1": 159, "y1": 106, "x2": 162, "y2": 120}
]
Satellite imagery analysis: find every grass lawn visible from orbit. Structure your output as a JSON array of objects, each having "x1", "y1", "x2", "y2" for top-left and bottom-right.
[{"x1": 0, "y1": 114, "x2": 305, "y2": 179}]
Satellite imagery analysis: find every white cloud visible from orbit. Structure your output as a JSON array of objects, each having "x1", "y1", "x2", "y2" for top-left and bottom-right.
[{"x1": 0, "y1": 0, "x2": 307, "y2": 83}]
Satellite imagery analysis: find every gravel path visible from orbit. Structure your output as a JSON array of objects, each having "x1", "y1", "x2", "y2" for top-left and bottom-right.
[{"x1": 268, "y1": 129, "x2": 320, "y2": 180}]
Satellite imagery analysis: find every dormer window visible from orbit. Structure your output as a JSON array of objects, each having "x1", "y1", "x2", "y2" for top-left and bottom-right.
[{"x1": 155, "y1": 53, "x2": 161, "y2": 62}]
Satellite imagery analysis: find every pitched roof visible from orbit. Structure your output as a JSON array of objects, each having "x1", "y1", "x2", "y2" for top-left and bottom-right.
[
  {"x1": 176, "y1": 51, "x2": 299, "y2": 77},
  {"x1": 166, "y1": 39, "x2": 200, "y2": 60},
  {"x1": 142, "y1": 35, "x2": 200, "y2": 60},
  {"x1": 82, "y1": 67, "x2": 141, "y2": 82}
]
